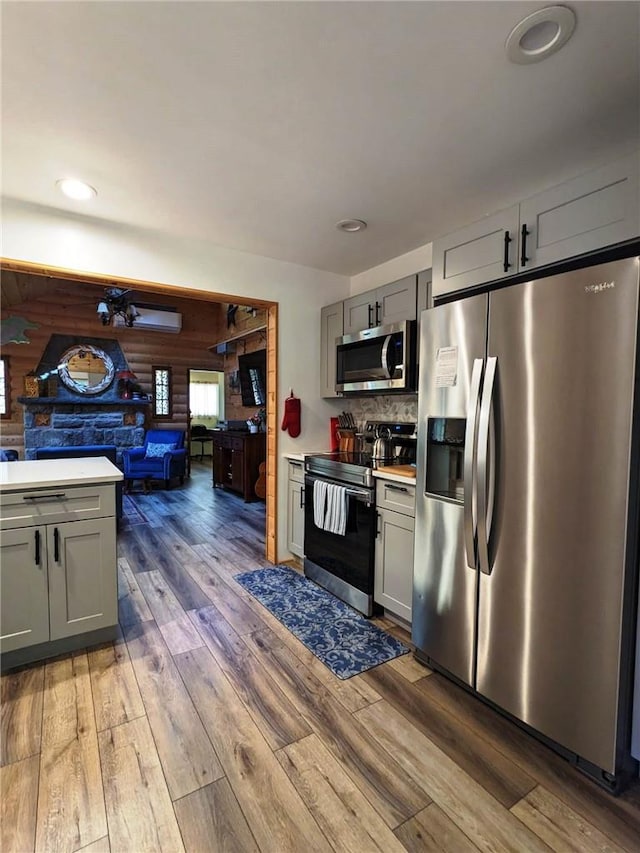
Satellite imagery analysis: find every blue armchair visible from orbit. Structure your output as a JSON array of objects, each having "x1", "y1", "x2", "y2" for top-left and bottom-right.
[{"x1": 122, "y1": 429, "x2": 187, "y2": 492}]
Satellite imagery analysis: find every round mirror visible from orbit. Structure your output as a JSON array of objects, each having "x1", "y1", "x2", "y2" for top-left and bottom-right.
[{"x1": 57, "y1": 345, "x2": 115, "y2": 395}]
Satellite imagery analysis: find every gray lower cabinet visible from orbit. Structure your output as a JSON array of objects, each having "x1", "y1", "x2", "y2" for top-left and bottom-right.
[
  {"x1": 0, "y1": 482, "x2": 118, "y2": 656},
  {"x1": 47, "y1": 517, "x2": 117, "y2": 641},
  {"x1": 343, "y1": 275, "x2": 417, "y2": 334},
  {"x1": 1, "y1": 525, "x2": 50, "y2": 653},
  {"x1": 287, "y1": 460, "x2": 305, "y2": 558},
  {"x1": 374, "y1": 479, "x2": 415, "y2": 623},
  {"x1": 320, "y1": 300, "x2": 344, "y2": 398},
  {"x1": 433, "y1": 152, "x2": 639, "y2": 299}
]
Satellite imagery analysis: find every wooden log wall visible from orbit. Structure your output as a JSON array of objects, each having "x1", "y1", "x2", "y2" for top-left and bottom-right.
[
  {"x1": 0, "y1": 272, "x2": 225, "y2": 457},
  {"x1": 213, "y1": 303, "x2": 269, "y2": 423}
]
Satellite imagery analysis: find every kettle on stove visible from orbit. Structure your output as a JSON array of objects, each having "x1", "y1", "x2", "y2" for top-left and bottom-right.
[{"x1": 372, "y1": 425, "x2": 393, "y2": 460}]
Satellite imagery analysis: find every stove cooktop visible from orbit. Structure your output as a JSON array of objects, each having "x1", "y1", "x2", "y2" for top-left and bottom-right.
[{"x1": 305, "y1": 452, "x2": 415, "y2": 488}]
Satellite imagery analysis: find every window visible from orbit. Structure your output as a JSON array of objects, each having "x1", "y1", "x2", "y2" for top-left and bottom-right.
[
  {"x1": 189, "y1": 381, "x2": 219, "y2": 417},
  {"x1": 0, "y1": 357, "x2": 9, "y2": 419},
  {"x1": 152, "y1": 366, "x2": 172, "y2": 418}
]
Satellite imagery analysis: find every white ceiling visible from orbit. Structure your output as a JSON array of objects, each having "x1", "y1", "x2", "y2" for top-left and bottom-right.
[{"x1": 2, "y1": 1, "x2": 639, "y2": 276}]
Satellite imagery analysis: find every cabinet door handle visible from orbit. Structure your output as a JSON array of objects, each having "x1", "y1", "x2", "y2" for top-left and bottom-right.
[
  {"x1": 300, "y1": 486, "x2": 305, "y2": 509},
  {"x1": 23, "y1": 493, "x2": 66, "y2": 501},
  {"x1": 53, "y1": 527, "x2": 60, "y2": 563},
  {"x1": 375, "y1": 301, "x2": 381, "y2": 326},
  {"x1": 367, "y1": 304, "x2": 374, "y2": 327},
  {"x1": 503, "y1": 230, "x2": 512, "y2": 272},
  {"x1": 376, "y1": 511, "x2": 381, "y2": 537},
  {"x1": 35, "y1": 529, "x2": 41, "y2": 566},
  {"x1": 520, "y1": 223, "x2": 529, "y2": 267},
  {"x1": 386, "y1": 484, "x2": 409, "y2": 493}
]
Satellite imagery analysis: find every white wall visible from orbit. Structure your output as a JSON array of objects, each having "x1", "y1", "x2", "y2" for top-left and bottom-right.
[
  {"x1": 349, "y1": 242, "x2": 433, "y2": 295},
  {"x1": 2, "y1": 198, "x2": 350, "y2": 560}
]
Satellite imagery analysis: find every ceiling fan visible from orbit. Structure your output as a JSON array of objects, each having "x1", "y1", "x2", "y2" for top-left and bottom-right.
[{"x1": 96, "y1": 287, "x2": 140, "y2": 327}]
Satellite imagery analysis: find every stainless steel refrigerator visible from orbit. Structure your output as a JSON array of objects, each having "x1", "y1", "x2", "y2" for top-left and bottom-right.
[{"x1": 413, "y1": 256, "x2": 640, "y2": 790}]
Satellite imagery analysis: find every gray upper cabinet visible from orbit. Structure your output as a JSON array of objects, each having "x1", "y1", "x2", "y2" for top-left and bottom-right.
[
  {"x1": 320, "y1": 300, "x2": 344, "y2": 398},
  {"x1": 377, "y1": 275, "x2": 418, "y2": 326},
  {"x1": 343, "y1": 275, "x2": 417, "y2": 335},
  {"x1": 343, "y1": 291, "x2": 373, "y2": 335},
  {"x1": 518, "y1": 154, "x2": 639, "y2": 270},
  {"x1": 433, "y1": 153, "x2": 639, "y2": 299},
  {"x1": 416, "y1": 269, "x2": 432, "y2": 366},
  {"x1": 432, "y1": 206, "x2": 520, "y2": 299}
]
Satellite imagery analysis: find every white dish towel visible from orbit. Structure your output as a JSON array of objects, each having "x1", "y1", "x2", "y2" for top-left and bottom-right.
[
  {"x1": 313, "y1": 480, "x2": 328, "y2": 529},
  {"x1": 323, "y1": 482, "x2": 348, "y2": 536},
  {"x1": 313, "y1": 480, "x2": 348, "y2": 536}
]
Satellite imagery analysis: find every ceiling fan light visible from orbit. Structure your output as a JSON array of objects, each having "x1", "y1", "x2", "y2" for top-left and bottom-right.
[{"x1": 124, "y1": 303, "x2": 139, "y2": 326}]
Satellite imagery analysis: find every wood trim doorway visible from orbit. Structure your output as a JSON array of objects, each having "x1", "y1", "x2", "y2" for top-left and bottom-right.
[{"x1": 0, "y1": 258, "x2": 279, "y2": 563}]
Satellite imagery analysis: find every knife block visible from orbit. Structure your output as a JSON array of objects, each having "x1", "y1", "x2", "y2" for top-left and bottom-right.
[{"x1": 338, "y1": 429, "x2": 356, "y2": 453}]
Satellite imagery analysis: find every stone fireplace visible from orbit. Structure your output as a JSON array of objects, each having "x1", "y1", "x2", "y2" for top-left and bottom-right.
[
  {"x1": 20, "y1": 333, "x2": 149, "y2": 461},
  {"x1": 21, "y1": 400, "x2": 148, "y2": 461}
]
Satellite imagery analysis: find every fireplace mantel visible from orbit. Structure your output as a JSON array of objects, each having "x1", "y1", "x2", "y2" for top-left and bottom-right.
[{"x1": 18, "y1": 397, "x2": 150, "y2": 407}]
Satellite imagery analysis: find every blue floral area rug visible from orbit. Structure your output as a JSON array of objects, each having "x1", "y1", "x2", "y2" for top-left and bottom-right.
[{"x1": 235, "y1": 566, "x2": 409, "y2": 679}]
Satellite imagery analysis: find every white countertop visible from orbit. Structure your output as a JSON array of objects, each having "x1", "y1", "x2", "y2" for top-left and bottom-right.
[
  {"x1": 0, "y1": 458, "x2": 124, "y2": 492},
  {"x1": 283, "y1": 452, "x2": 322, "y2": 462},
  {"x1": 373, "y1": 468, "x2": 417, "y2": 486}
]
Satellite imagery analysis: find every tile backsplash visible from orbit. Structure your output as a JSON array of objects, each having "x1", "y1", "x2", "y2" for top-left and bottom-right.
[{"x1": 345, "y1": 394, "x2": 418, "y2": 430}]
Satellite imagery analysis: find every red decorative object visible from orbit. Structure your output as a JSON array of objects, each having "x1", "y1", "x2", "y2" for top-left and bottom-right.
[
  {"x1": 116, "y1": 369, "x2": 137, "y2": 399},
  {"x1": 281, "y1": 390, "x2": 301, "y2": 438}
]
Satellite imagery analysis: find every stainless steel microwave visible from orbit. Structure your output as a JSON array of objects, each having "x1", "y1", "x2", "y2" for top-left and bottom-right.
[{"x1": 336, "y1": 320, "x2": 416, "y2": 393}]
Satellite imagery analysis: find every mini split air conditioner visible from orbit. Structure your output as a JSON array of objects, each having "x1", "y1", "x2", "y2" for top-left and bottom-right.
[{"x1": 114, "y1": 307, "x2": 182, "y2": 334}]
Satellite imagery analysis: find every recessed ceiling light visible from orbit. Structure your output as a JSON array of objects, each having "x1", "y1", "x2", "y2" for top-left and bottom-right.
[
  {"x1": 56, "y1": 178, "x2": 97, "y2": 200},
  {"x1": 336, "y1": 219, "x2": 367, "y2": 233},
  {"x1": 506, "y1": 5, "x2": 576, "y2": 64}
]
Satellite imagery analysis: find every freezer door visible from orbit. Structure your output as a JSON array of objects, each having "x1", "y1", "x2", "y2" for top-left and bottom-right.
[
  {"x1": 412, "y1": 294, "x2": 487, "y2": 685},
  {"x1": 477, "y1": 257, "x2": 640, "y2": 774}
]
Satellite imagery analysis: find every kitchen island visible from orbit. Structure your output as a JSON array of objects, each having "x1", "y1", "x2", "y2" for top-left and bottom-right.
[{"x1": 0, "y1": 457, "x2": 122, "y2": 669}]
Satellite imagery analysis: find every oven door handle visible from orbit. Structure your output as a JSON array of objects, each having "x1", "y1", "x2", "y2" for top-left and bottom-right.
[
  {"x1": 343, "y1": 487, "x2": 373, "y2": 504},
  {"x1": 305, "y1": 476, "x2": 374, "y2": 506}
]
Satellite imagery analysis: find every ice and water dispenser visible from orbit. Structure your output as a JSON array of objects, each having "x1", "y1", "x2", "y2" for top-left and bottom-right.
[{"x1": 425, "y1": 418, "x2": 466, "y2": 501}]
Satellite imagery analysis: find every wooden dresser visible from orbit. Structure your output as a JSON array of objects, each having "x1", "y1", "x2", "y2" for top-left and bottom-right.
[{"x1": 212, "y1": 431, "x2": 266, "y2": 502}]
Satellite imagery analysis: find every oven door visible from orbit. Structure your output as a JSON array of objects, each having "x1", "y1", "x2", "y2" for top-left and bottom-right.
[{"x1": 303, "y1": 473, "x2": 376, "y2": 615}]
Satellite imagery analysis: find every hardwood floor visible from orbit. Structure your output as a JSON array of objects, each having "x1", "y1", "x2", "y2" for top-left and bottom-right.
[{"x1": 2, "y1": 461, "x2": 639, "y2": 852}]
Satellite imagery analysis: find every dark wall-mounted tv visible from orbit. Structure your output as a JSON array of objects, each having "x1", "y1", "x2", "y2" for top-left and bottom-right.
[{"x1": 238, "y1": 349, "x2": 266, "y2": 407}]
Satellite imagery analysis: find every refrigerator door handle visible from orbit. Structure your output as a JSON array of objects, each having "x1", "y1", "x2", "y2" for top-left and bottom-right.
[
  {"x1": 477, "y1": 356, "x2": 497, "y2": 575},
  {"x1": 463, "y1": 358, "x2": 484, "y2": 569}
]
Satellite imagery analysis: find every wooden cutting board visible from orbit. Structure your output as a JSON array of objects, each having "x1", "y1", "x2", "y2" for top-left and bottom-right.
[{"x1": 375, "y1": 464, "x2": 416, "y2": 478}]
